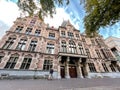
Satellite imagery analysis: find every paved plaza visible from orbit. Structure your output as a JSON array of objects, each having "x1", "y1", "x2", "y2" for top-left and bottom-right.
[{"x1": 0, "y1": 78, "x2": 120, "y2": 90}]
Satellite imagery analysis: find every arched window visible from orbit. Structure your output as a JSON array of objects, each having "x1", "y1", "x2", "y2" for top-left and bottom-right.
[
  {"x1": 78, "y1": 43, "x2": 84, "y2": 55},
  {"x1": 2, "y1": 37, "x2": 16, "y2": 49},
  {"x1": 28, "y1": 40, "x2": 37, "y2": 52},
  {"x1": 20, "y1": 55, "x2": 32, "y2": 70},
  {"x1": 0, "y1": 52, "x2": 5, "y2": 63},
  {"x1": 46, "y1": 43, "x2": 54, "y2": 54},
  {"x1": 16, "y1": 38, "x2": 27, "y2": 50},
  {"x1": 4, "y1": 54, "x2": 19, "y2": 69},
  {"x1": 69, "y1": 40, "x2": 77, "y2": 53},
  {"x1": 61, "y1": 40, "x2": 67, "y2": 52}
]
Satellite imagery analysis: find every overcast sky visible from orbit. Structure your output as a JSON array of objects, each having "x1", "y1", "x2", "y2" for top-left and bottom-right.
[{"x1": 0, "y1": 0, "x2": 120, "y2": 39}]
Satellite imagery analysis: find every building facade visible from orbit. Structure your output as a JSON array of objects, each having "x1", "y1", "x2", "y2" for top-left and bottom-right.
[
  {"x1": 0, "y1": 15, "x2": 120, "y2": 79},
  {"x1": 105, "y1": 37, "x2": 120, "y2": 62}
]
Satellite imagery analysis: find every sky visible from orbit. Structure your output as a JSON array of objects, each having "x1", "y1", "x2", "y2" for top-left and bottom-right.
[{"x1": 0, "y1": 0, "x2": 120, "y2": 39}]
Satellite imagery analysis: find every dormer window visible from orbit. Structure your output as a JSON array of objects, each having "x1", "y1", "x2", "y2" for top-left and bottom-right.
[
  {"x1": 25, "y1": 28, "x2": 32, "y2": 35},
  {"x1": 49, "y1": 33, "x2": 55, "y2": 39},
  {"x1": 35, "y1": 29, "x2": 41, "y2": 36},
  {"x1": 15, "y1": 26, "x2": 23, "y2": 33},
  {"x1": 68, "y1": 32, "x2": 74, "y2": 38},
  {"x1": 61, "y1": 31, "x2": 66, "y2": 37}
]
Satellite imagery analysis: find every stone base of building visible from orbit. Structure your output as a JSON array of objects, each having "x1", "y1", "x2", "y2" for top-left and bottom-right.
[
  {"x1": 88, "y1": 72, "x2": 120, "y2": 78},
  {"x1": 0, "y1": 69, "x2": 58, "y2": 79},
  {"x1": 1, "y1": 69, "x2": 120, "y2": 79}
]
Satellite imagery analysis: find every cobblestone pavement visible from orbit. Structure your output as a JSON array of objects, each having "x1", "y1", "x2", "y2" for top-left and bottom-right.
[{"x1": 0, "y1": 78, "x2": 120, "y2": 90}]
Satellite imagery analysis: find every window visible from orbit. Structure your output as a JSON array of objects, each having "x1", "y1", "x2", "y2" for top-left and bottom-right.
[
  {"x1": 25, "y1": 28, "x2": 32, "y2": 35},
  {"x1": 29, "y1": 18, "x2": 36, "y2": 26},
  {"x1": 20, "y1": 58, "x2": 32, "y2": 69},
  {"x1": 91, "y1": 39, "x2": 95, "y2": 45},
  {"x1": 35, "y1": 29, "x2": 41, "y2": 36},
  {"x1": 95, "y1": 49, "x2": 102, "y2": 58},
  {"x1": 46, "y1": 43, "x2": 54, "y2": 54},
  {"x1": 49, "y1": 33, "x2": 55, "y2": 39},
  {"x1": 76, "y1": 34, "x2": 79, "y2": 38},
  {"x1": 16, "y1": 39, "x2": 27, "y2": 50},
  {"x1": 85, "y1": 48, "x2": 91, "y2": 58},
  {"x1": 78, "y1": 43, "x2": 84, "y2": 55},
  {"x1": 68, "y1": 32, "x2": 74, "y2": 38},
  {"x1": 2, "y1": 37, "x2": 16, "y2": 49},
  {"x1": 82, "y1": 37, "x2": 86, "y2": 43},
  {"x1": 117, "y1": 65, "x2": 120, "y2": 72},
  {"x1": 102, "y1": 63, "x2": 109, "y2": 72},
  {"x1": 61, "y1": 41, "x2": 67, "y2": 52},
  {"x1": 110, "y1": 64, "x2": 116, "y2": 72},
  {"x1": 0, "y1": 56, "x2": 4, "y2": 63},
  {"x1": 61, "y1": 31, "x2": 66, "y2": 37},
  {"x1": 15, "y1": 26, "x2": 23, "y2": 33},
  {"x1": 4, "y1": 56, "x2": 18, "y2": 69},
  {"x1": 69, "y1": 40, "x2": 77, "y2": 53},
  {"x1": 43, "y1": 60, "x2": 53, "y2": 71},
  {"x1": 28, "y1": 41, "x2": 37, "y2": 52},
  {"x1": 88, "y1": 63, "x2": 96, "y2": 72}
]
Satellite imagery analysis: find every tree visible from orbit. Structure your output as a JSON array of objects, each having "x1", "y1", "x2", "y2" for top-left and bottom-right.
[
  {"x1": 82, "y1": 0, "x2": 120, "y2": 37},
  {"x1": 17, "y1": 0, "x2": 120, "y2": 37}
]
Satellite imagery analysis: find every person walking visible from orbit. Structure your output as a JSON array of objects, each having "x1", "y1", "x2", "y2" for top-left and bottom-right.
[{"x1": 48, "y1": 68, "x2": 54, "y2": 80}]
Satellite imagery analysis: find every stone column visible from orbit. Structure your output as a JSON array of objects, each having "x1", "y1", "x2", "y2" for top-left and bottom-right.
[
  {"x1": 65, "y1": 57, "x2": 70, "y2": 78},
  {"x1": 57, "y1": 56, "x2": 61, "y2": 79},
  {"x1": 77, "y1": 58, "x2": 83, "y2": 78}
]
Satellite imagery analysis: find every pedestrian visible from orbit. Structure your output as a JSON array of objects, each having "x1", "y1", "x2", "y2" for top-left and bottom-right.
[{"x1": 48, "y1": 68, "x2": 54, "y2": 80}]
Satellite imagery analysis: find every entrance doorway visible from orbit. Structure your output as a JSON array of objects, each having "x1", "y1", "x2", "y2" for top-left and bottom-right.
[
  {"x1": 69, "y1": 66, "x2": 77, "y2": 78},
  {"x1": 60, "y1": 66, "x2": 65, "y2": 78}
]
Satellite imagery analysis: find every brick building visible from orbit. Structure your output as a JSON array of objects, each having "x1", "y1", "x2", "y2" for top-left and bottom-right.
[
  {"x1": 105, "y1": 37, "x2": 120, "y2": 62},
  {"x1": 0, "y1": 15, "x2": 120, "y2": 79}
]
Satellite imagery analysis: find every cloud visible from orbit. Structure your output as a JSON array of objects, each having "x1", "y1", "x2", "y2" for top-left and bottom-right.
[
  {"x1": 0, "y1": 0, "x2": 20, "y2": 26},
  {"x1": 44, "y1": 8, "x2": 71, "y2": 28}
]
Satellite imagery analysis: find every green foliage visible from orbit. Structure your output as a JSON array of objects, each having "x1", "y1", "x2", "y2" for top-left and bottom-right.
[
  {"x1": 17, "y1": 0, "x2": 69, "y2": 21},
  {"x1": 82, "y1": 0, "x2": 120, "y2": 37}
]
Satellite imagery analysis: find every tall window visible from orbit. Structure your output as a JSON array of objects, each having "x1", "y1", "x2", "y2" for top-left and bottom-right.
[
  {"x1": 88, "y1": 63, "x2": 96, "y2": 72},
  {"x1": 82, "y1": 37, "x2": 86, "y2": 43},
  {"x1": 4, "y1": 55, "x2": 18, "y2": 69},
  {"x1": 95, "y1": 49, "x2": 102, "y2": 58},
  {"x1": 49, "y1": 33, "x2": 55, "y2": 39},
  {"x1": 110, "y1": 64, "x2": 116, "y2": 72},
  {"x1": 16, "y1": 39, "x2": 27, "y2": 50},
  {"x1": 35, "y1": 29, "x2": 41, "y2": 36},
  {"x1": 76, "y1": 34, "x2": 79, "y2": 38},
  {"x1": 25, "y1": 28, "x2": 32, "y2": 35},
  {"x1": 43, "y1": 60, "x2": 53, "y2": 71},
  {"x1": 69, "y1": 40, "x2": 77, "y2": 53},
  {"x1": 28, "y1": 40, "x2": 37, "y2": 52},
  {"x1": 68, "y1": 32, "x2": 74, "y2": 38},
  {"x1": 102, "y1": 63, "x2": 109, "y2": 72},
  {"x1": 2, "y1": 37, "x2": 16, "y2": 49},
  {"x1": 78, "y1": 43, "x2": 84, "y2": 55},
  {"x1": 20, "y1": 57, "x2": 32, "y2": 69},
  {"x1": 29, "y1": 18, "x2": 36, "y2": 26},
  {"x1": 61, "y1": 31, "x2": 66, "y2": 37},
  {"x1": 46, "y1": 43, "x2": 54, "y2": 54},
  {"x1": 91, "y1": 39, "x2": 95, "y2": 45},
  {"x1": 0, "y1": 56, "x2": 4, "y2": 63},
  {"x1": 85, "y1": 48, "x2": 91, "y2": 58},
  {"x1": 117, "y1": 65, "x2": 120, "y2": 72},
  {"x1": 15, "y1": 26, "x2": 23, "y2": 33},
  {"x1": 61, "y1": 41, "x2": 67, "y2": 52}
]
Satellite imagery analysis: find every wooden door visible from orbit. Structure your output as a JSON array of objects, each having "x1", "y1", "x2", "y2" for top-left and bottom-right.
[
  {"x1": 61, "y1": 66, "x2": 65, "y2": 78},
  {"x1": 69, "y1": 66, "x2": 77, "y2": 78}
]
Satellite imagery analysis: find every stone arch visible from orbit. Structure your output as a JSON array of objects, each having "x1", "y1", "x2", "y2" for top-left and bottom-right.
[
  {"x1": 11, "y1": 53, "x2": 19, "y2": 57},
  {"x1": 0, "y1": 51, "x2": 5, "y2": 56},
  {"x1": 24, "y1": 54, "x2": 33, "y2": 58},
  {"x1": 20, "y1": 36, "x2": 28, "y2": 40}
]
